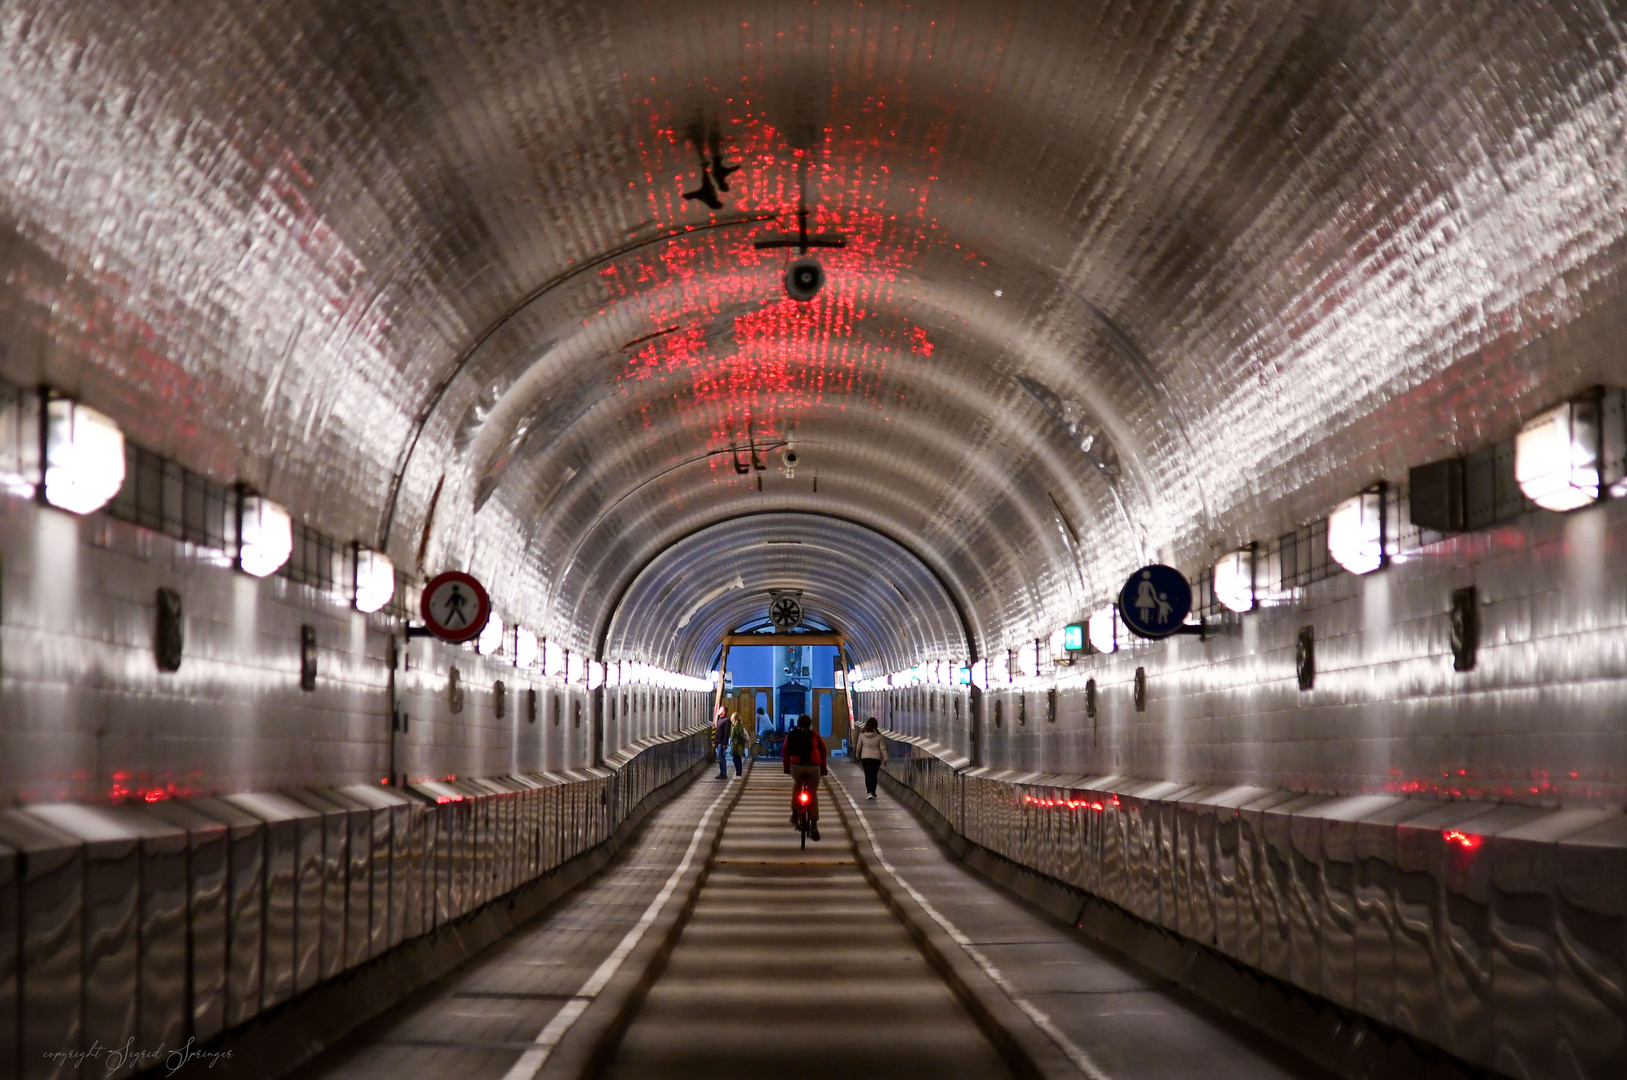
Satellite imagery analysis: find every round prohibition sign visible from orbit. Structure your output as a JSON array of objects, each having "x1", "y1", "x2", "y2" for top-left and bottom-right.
[{"x1": 420, "y1": 570, "x2": 492, "y2": 643}]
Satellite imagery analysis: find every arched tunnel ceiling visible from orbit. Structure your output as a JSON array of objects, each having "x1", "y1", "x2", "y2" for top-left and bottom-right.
[
  {"x1": 2, "y1": 2, "x2": 1624, "y2": 665},
  {"x1": 602, "y1": 513, "x2": 969, "y2": 675}
]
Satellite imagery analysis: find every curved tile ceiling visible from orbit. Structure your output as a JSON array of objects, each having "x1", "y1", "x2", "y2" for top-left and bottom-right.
[
  {"x1": 602, "y1": 513, "x2": 971, "y2": 674},
  {"x1": 2, "y1": 1, "x2": 1623, "y2": 669}
]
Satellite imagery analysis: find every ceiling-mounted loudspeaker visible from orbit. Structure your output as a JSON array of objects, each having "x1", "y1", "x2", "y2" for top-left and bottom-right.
[{"x1": 784, "y1": 257, "x2": 824, "y2": 302}]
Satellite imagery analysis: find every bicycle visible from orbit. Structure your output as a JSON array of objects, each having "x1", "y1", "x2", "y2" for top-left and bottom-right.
[{"x1": 791, "y1": 773, "x2": 816, "y2": 849}]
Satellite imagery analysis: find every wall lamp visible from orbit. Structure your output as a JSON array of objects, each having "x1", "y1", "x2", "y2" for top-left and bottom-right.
[
  {"x1": 353, "y1": 546, "x2": 395, "y2": 613},
  {"x1": 477, "y1": 613, "x2": 507, "y2": 656},
  {"x1": 41, "y1": 397, "x2": 126, "y2": 515},
  {"x1": 1212, "y1": 545, "x2": 1256, "y2": 612},
  {"x1": 1088, "y1": 605, "x2": 1117, "y2": 654},
  {"x1": 238, "y1": 494, "x2": 293, "y2": 577},
  {"x1": 1328, "y1": 486, "x2": 1386, "y2": 575},
  {"x1": 1515, "y1": 388, "x2": 1626, "y2": 512},
  {"x1": 514, "y1": 627, "x2": 540, "y2": 668}
]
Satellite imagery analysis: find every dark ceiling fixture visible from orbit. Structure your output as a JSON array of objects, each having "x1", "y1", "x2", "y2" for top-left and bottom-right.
[
  {"x1": 769, "y1": 592, "x2": 805, "y2": 630},
  {"x1": 725, "y1": 418, "x2": 768, "y2": 476},
  {"x1": 755, "y1": 205, "x2": 846, "y2": 302},
  {"x1": 682, "y1": 163, "x2": 722, "y2": 210},
  {"x1": 682, "y1": 122, "x2": 741, "y2": 211}
]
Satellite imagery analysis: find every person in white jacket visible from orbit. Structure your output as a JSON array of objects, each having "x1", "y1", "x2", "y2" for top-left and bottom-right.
[{"x1": 853, "y1": 717, "x2": 888, "y2": 799}]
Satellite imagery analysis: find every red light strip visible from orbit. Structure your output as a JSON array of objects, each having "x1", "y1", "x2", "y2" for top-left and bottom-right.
[
  {"x1": 1443, "y1": 828, "x2": 1482, "y2": 850},
  {"x1": 1023, "y1": 795, "x2": 1110, "y2": 812}
]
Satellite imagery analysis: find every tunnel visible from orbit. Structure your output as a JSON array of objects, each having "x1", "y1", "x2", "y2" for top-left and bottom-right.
[{"x1": 0, "y1": 2, "x2": 1624, "y2": 1078}]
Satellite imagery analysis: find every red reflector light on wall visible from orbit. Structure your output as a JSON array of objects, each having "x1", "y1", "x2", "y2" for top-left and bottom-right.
[{"x1": 1443, "y1": 829, "x2": 1482, "y2": 850}]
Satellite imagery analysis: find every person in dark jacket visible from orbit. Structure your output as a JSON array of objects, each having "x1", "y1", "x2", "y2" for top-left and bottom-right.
[
  {"x1": 853, "y1": 717, "x2": 888, "y2": 799},
  {"x1": 729, "y1": 708, "x2": 750, "y2": 776},
  {"x1": 713, "y1": 706, "x2": 732, "y2": 779},
  {"x1": 782, "y1": 714, "x2": 827, "y2": 840}
]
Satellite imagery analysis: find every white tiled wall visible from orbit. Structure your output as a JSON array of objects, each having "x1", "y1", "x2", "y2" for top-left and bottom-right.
[
  {"x1": 873, "y1": 499, "x2": 1627, "y2": 808},
  {"x1": 0, "y1": 494, "x2": 695, "y2": 804}
]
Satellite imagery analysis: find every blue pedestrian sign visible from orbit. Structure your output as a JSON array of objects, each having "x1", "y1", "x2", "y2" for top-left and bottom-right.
[{"x1": 1118, "y1": 565, "x2": 1192, "y2": 639}]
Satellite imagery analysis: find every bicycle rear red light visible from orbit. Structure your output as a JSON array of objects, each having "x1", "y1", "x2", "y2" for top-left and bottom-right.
[{"x1": 798, "y1": 791, "x2": 810, "y2": 804}]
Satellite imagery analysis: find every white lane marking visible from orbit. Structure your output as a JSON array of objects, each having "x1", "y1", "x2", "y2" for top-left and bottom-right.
[
  {"x1": 501, "y1": 779, "x2": 737, "y2": 1080},
  {"x1": 834, "y1": 777, "x2": 1113, "y2": 1080}
]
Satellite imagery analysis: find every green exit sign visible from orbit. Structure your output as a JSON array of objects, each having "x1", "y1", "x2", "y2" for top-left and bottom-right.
[{"x1": 1062, "y1": 624, "x2": 1085, "y2": 651}]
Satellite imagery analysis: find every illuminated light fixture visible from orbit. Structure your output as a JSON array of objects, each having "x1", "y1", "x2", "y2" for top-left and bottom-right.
[
  {"x1": 1213, "y1": 547, "x2": 1256, "y2": 613},
  {"x1": 588, "y1": 661, "x2": 605, "y2": 690},
  {"x1": 238, "y1": 495, "x2": 293, "y2": 578},
  {"x1": 1328, "y1": 489, "x2": 1386, "y2": 575},
  {"x1": 353, "y1": 547, "x2": 395, "y2": 614},
  {"x1": 990, "y1": 652, "x2": 1011, "y2": 685},
  {"x1": 1016, "y1": 641, "x2": 1041, "y2": 678},
  {"x1": 1515, "y1": 391, "x2": 1627, "y2": 511},
  {"x1": 477, "y1": 613, "x2": 506, "y2": 656},
  {"x1": 544, "y1": 641, "x2": 565, "y2": 676},
  {"x1": 1048, "y1": 628, "x2": 1067, "y2": 660},
  {"x1": 41, "y1": 398, "x2": 125, "y2": 514},
  {"x1": 1088, "y1": 606, "x2": 1117, "y2": 654},
  {"x1": 1061, "y1": 624, "x2": 1085, "y2": 652},
  {"x1": 515, "y1": 628, "x2": 540, "y2": 669},
  {"x1": 566, "y1": 651, "x2": 584, "y2": 683}
]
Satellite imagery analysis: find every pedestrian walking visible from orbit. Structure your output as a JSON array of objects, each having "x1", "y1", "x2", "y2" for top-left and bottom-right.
[
  {"x1": 854, "y1": 717, "x2": 888, "y2": 799},
  {"x1": 713, "y1": 706, "x2": 732, "y2": 779},
  {"x1": 729, "y1": 708, "x2": 749, "y2": 776}
]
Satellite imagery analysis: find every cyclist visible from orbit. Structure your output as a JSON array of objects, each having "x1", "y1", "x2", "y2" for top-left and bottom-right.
[{"x1": 782, "y1": 713, "x2": 827, "y2": 841}]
